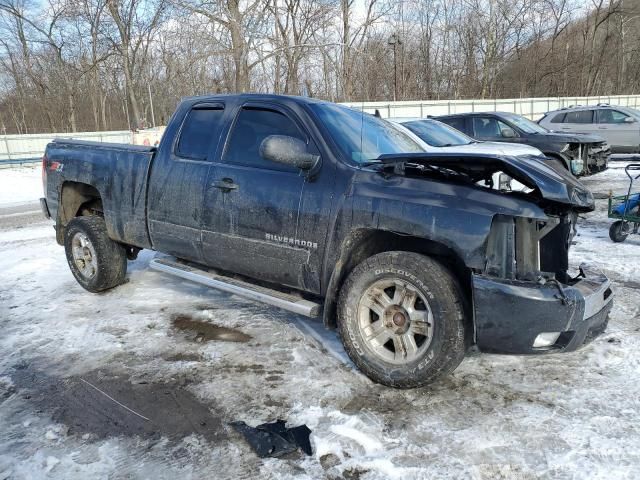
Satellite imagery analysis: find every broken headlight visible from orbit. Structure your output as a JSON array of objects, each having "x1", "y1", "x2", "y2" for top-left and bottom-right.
[
  {"x1": 570, "y1": 187, "x2": 594, "y2": 208},
  {"x1": 561, "y1": 144, "x2": 585, "y2": 176}
]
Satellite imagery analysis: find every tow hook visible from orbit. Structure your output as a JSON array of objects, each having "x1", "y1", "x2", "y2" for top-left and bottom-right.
[
  {"x1": 570, "y1": 266, "x2": 586, "y2": 281},
  {"x1": 550, "y1": 280, "x2": 572, "y2": 305}
]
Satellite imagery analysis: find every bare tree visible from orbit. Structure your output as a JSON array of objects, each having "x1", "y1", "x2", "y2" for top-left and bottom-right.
[
  {"x1": 105, "y1": 0, "x2": 166, "y2": 129},
  {"x1": 0, "y1": 0, "x2": 636, "y2": 134}
]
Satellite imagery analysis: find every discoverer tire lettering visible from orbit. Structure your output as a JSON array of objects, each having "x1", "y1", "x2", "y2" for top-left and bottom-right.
[{"x1": 337, "y1": 251, "x2": 466, "y2": 388}]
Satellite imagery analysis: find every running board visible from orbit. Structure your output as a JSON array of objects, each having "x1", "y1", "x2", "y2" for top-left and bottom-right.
[{"x1": 149, "y1": 257, "x2": 321, "y2": 318}]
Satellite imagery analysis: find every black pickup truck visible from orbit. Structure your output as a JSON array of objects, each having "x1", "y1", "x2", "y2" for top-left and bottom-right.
[{"x1": 40, "y1": 94, "x2": 613, "y2": 388}]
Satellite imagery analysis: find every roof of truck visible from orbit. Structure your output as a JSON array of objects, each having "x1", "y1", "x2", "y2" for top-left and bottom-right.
[{"x1": 180, "y1": 93, "x2": 329, "y2": 106}]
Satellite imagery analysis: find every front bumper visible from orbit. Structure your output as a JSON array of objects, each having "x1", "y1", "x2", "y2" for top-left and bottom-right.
[{"x1": 472, "y1": 265, "x2": 613, "y2": 354}]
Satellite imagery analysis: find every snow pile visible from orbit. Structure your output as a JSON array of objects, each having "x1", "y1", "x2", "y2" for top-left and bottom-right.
[{"x1": 0, "y1": 165, "x2": 42, "y2": 206}]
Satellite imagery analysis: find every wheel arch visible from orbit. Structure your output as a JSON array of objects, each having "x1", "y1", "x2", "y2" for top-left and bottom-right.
[
  {"x1": 56, "y1": 181, "x2": 103, "y2": 245},
  {"x1": 322, "y1": 228, "x2": 472, "y2": 331}
]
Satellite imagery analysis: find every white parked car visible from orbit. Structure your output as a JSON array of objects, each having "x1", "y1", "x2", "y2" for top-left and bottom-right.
[
  {"x1": 388, "y1": 117, "x2": 553, "y2": 192},
  {"x1": 538, "y1": 104, "x2": 640, "y2": 153},
  {"x1": 392, "y1": 117, "x2": 546, "y2": 157}
]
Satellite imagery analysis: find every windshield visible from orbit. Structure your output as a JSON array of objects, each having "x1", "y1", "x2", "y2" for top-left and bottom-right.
[
  {"x1": 619, "y1": 106, "x2": 640, "y2": 119},
  {"x1": 402, "y1": 119, "x2": 474, "y2": 147},
  {"x1": 502, "y1": 113, "x2": 548, "y2": 134},
  {"x1": 309, "y1": 103, "x2": 424, "y2": 163}
]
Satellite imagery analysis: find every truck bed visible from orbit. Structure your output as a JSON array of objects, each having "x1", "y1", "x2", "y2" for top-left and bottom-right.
[{"x1": 44, "y1": 138, "x2": 156, "y2": 249}]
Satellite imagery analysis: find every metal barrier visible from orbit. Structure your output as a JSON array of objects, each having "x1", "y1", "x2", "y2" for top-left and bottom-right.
[
  {"x1": 342, "y1": 94, "x2": 640, "y2": 120},
  {"x1": 0, "y1": 158, "x2": 41, "y2": 168},
  {"x1": 2, "y1": 93, "x2": 639, "y2": 164},
  {"x1": 0, "y1": 130, "x2": 131, "y2": 165}
]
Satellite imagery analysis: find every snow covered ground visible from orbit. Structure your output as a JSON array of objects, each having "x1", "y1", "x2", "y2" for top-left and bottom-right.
[
  {"x1": 1, "y1": 164, "x2": 639, "y2": 479},
  {"x1": 0, "y1": 165, "x2": 42, "y2": 206}
]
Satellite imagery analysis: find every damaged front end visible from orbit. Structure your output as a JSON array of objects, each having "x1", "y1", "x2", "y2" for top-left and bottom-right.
[
  {"x1": 375, "y1": 152, "x2": 614, "y2": 354},
  {"x1": 477, "y1": 211, "x2": 613, "y2": 353},
  {"x1": 562, "y1": 141, "x2": 610, "y2": 176}
]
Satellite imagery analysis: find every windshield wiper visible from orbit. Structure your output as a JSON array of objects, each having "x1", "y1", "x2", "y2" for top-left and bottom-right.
[
  {"x1": 361, "y1": 159, "x2": 384, "y2": 167},
  {"x1": 361, "y1": 156, "x2": 415, "y2": 167}
]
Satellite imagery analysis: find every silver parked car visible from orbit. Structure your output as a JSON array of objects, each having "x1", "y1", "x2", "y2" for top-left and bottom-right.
[{"x1": 539, "y1": 104, "x2": 640, "y2": 153}]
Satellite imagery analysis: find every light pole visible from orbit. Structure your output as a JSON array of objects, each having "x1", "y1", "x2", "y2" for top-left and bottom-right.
[{"x1": 388, "y1": 33, "x2": 402, "y2": 102}]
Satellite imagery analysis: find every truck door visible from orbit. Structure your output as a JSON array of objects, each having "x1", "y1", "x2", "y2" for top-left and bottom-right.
[
  {"x1": 147, "y1": 102, "x2": 226, "y2": 262},
  {"x1": 201, "y1": 102, "x2": 333, "y2": 293}
]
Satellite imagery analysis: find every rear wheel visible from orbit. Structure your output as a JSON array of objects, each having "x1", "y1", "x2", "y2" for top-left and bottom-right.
[
  {"x1": 337, "y1": 252, "x2": 466, "y2": 388},
  {"x1": 609, "y1": 220, "x2": 629, "y2": 243},
  {"x1": 64, "y1": 216, "x2": 127, "y2": 292}
]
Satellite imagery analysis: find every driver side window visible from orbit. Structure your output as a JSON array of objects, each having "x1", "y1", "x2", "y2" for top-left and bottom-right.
[
  {"x1": 598, "y1": 109, "x2": 630, "y2": 124},
  {"x1": 223, "y1": 107, "x2": 305, "y2": 171},
  {"x1": 472, "y1": 117, "x2": 512, "y2": 138}
]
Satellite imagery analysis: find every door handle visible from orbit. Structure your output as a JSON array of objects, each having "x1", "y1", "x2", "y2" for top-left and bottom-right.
[{"x1": 211, "y1": 178, "x2": 239, "y2": 192}]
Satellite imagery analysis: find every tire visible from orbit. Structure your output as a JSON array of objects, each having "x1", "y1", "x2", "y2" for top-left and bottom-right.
[
  {"x1": 337, "y1": 251, "x2": 466, "y2": 388},
  {"x1": 64, "y1": 216, "x2": 127, "y2": 292},
  {"x1": 609, "y1": 221, "x2": 629, "y2": 243}
]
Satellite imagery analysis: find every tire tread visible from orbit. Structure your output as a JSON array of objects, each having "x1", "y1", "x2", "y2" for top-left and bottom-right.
[
  {"x1": 64, "y1": 216, "x2": 127, "y2": 292},
  {"x1": 337, "y1": 251, "x2": 466, "y2": 388}
]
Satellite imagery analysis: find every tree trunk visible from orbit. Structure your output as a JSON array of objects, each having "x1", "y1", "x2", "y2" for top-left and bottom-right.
[
  {"x1": 123, "y1": 61, "x2": 141, "y2": 128},
  {"x1": 68, "y1": 93, "x2": 77, "y2": 132},
  {"x1": 341, "y1": 0, "x2": 351, "y2": 101}
]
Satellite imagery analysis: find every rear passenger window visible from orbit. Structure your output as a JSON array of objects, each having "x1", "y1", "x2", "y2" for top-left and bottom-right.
[
  {"x1": 442, "y1": 117, "x2": 467, "y2": 133},
  {"x1": 564, "y1": 110, "x2": 593, "y2": 124},
  {"x1": 551, "y1": 113, "x2": 566, "y2": 123},
  {"x1": 223, "y1": 107, "x2": 305, "y2": 170},
  {"x1": 176, "y1": 107, "x2": 225, "y2": 160}
]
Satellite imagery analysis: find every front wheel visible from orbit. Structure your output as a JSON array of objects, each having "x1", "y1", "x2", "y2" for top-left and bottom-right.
[
  {"x1": 609, "y1": 220, "x2": 629, "y2": 243},
  {"x1": 64, "y1": 216, "x2": 127, "y2": 292},
  {"x1": 337, "y1": 252, "x2": 466, "y2": 388}
]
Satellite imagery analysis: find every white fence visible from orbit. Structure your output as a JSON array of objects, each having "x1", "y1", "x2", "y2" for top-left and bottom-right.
[
  {"x1": 3, "y1": 93, "x2": 640, "y2": 165},
  {"x1": 343, "y1": 94, "x2": 640, "y2": 120},
  {"x1": 0, "y1": 130, "x2": 131, "y2": 165}
]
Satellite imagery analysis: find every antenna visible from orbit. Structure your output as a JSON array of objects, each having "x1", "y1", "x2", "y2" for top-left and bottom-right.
[
  {"x1": 360, "y1": 104, "x2": 365, "y2": 163},
  {"x1": 359, "y1": 43, "x2": 368, "y2": 163}
]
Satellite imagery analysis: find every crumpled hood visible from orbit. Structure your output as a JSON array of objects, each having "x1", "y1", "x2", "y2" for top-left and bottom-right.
[
  {"x1": 438, "y1": 141, "x2": 544, "y2": 157},
  {"x1": 535, "y1": 131, "x2": 607, "y2": 144},
  {"x1": 375, "y1": 152, "x2": 595, "y2": 211}
]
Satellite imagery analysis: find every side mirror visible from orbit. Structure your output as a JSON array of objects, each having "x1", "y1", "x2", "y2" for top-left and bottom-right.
[
  {"x1": 624, "y1": 117, "x2": 637, "y2": 124},
  {"x1": 501, "y1": 127, "x2": 516, "y2": 138},
  {"x1": 259, "y1": 135, "x2": 320, "y2": 171}
]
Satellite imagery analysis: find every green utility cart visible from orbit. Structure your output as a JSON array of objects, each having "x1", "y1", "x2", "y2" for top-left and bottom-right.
[{"x1": 608, "y1": 164, "x2": 640, "y2": 243}]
